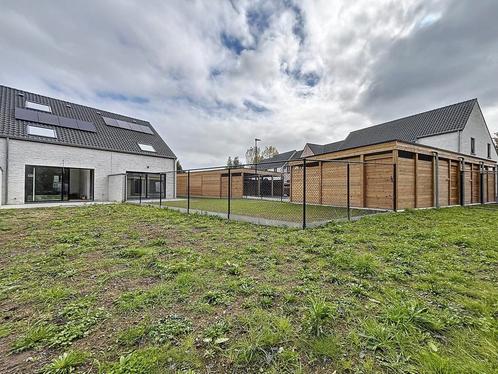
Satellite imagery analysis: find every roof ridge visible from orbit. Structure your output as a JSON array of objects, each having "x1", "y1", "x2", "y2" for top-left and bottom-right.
[
  {"x1": 0, "y1": 83, "x2": 152, "y2": 125},
  {"x1": 348, "y1": 98, "x2": 477, "y2": 135}
]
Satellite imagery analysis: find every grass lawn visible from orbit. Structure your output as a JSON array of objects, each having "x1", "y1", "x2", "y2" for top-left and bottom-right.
[
  {"x1": 159, "y1": 197, "x2": 376, "y2": 224},
  {"x1": 0, "y1": 204, "x2": 497, "y2": 373}
]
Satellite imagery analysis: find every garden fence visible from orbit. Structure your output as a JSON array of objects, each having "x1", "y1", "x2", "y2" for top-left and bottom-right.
[{"x1": 129, "y1": 157, "x2": 497, "y2": 228}]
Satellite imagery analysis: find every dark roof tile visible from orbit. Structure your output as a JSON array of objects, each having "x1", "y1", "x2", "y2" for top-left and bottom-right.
[{"x1": 0, "y1": 85, "x2": 176, "y2": 158}]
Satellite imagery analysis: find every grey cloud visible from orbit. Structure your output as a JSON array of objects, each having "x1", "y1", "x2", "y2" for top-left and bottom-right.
[
  {"x1": 0, "y1": 0, "x2": 497, "y2": 168},
  {"x1": 360, "y1": 0, "x2": 498, "y2": 126}
]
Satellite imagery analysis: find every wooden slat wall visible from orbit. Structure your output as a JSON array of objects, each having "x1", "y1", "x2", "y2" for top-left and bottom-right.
[
  {"x1": 487, "y1": 168, "x2": 496, "y2": 202},
  {"x1": 305, "y1": 164, "x2": 321, "y2": 204},
  {"x1": 417, "y1": 158, "x2": 433, "y2": 208},
  {"x1": 398, "y1": 156, "x2": 415, "y2": 209},
  {"x1": 177, "y1": 174, "x2": 187, "y2": 196},
  {"x1": 321, "y1": 162, "x2": 347, "y2": 207},
  {"x1": 438, "y1": 159, "x2": 450, "y2": 207},
  {"x1": 449, "y1": 163, "x2": 459, "y2": 205},
  {"x1": 364, "y1": 155, "x2": 393, "y2": 209},
  {"x1": 464, "y1": 163, "x2": 472, "y2": 205},
  {"x1": 472, "y1": 164, "x2": 480, "y2": 203}
]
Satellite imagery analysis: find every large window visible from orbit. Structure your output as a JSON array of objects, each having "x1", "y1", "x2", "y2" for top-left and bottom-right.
[
  {"x1": 25, "y1": 165, "x2": 94, "y2": 202},
  {"x1": 126, "y1": 172, "x2": 165, "y2": 200}
]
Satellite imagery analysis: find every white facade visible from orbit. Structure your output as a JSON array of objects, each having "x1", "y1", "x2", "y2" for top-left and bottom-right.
[
  {"x1": 0, "y1": 139, "x2": 176, "y2": 205},
  {"x1": 418, "y1": 103, "x2": 498, "y2": 161}
]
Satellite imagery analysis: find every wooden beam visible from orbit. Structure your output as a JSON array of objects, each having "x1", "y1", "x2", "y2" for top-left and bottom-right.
[
  {"x1": 360, "y1": 154, "x2": 366, "y2": 208},
  {"x1": 414, "y1": 153, "x2": 418, "y2": 208},
  {"x1": 319, "y1": 161, "x2": 323, "y2": 204},
  {"x1": 393, "y1": 150, "x2": 399, "y2": 210}
]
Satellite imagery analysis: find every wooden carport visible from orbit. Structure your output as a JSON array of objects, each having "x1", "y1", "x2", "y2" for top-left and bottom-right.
[
  {"x1": 176, "y1": 167, "x2": 282, "y2": 198},
  {"x1": 290, "y1": 140, "x2": 497, "y2": 210}
]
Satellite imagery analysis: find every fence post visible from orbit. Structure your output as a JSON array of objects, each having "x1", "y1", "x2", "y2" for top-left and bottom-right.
[
  {"x1": 228, "y1": 168, "x2": 231, "y2": 220},
  {"x1": 460, "y1": 160, "x2": 465, "y2": 206},
  {"x1": 347, "y1": 162, "x2": 351, "y2": 221},
  {"x1": 159, "y1": 173, "x2": 162, "y2": 208},
  {"x1": 480, "y1": 164, "x2": 484, "y2": 204},
  {"x1": 280, "y1": 172, "x2": 283, "y2": 202},
  {"x1": 434, "y1": 153, "x2": 439, "y2": 208},
  {"x1": 392, "y1": 163, "x2": 397, "y2": 211},
  {"x1": 187, "y1": 170, "x2": 190, "y2": 214},
  {"x1": 302, "y1": 158, "x2": 307, "y2": 229},
  {"x1": 139, "y1": 175, "x2": 142, "y2": 205}
]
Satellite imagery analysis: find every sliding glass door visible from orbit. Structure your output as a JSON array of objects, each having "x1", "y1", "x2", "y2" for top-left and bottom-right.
[{"x1": 25, "y1": 165, "x2": 94, "y2": 203}]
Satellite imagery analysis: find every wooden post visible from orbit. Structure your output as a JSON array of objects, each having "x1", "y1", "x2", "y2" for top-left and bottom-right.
[
  {"x1": 414, "y1": 153, "x2": 418, "y2": 208},
  {"x1": 460, "y1": 159, "x2": 465, "y2": 206},
  {"x1": 433, "y1": 152, "x2": 439, "y2": 208},
  {"x1": 360, "y1": 154, "x2": 366, "y2": 208},
  {"x1": 302, "y1": 159, "x2": 307, "y2": 229},
  {"x1": 448, "y1": 160, "x2": 451, "y2": 206},
  {"x1": 393, "y1": 150, "x2": 398, "y2": 210},
  {"x1": 319, "y1": 161, "x2": 323, "y2": 205}
]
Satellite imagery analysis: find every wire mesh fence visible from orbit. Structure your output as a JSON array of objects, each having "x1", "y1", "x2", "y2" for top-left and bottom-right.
[
  {"x1": 127, "y1": 157, "x2": 497, "y2": 228},
  {"x1": 127, "y1": 159, "x2": 392, "y2": 228}
]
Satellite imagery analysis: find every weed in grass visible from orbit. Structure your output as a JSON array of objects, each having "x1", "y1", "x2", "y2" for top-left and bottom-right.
[
  {"x1": 304, "y1": 297, "x2": 336, "y2": 337},
  {"x1": 307, "y1": 335, "x2": 341, "y2": 362},
  {"x1": 148, "y1": 315, "x2": 192, "y2": 344},
  {"x1": 383, "y1": 298, "x2": 444, "y2": 333},
  {"x1": 50, "y1": 298, "x2": 108, "y2": 347},
  {"x1": 224, "y1": 261, "x2": 241, "y2": 275},
  {"x1": 117, "y1": 323, "x2": 148, "y2": 347},
  {"x1": 37, "y1": 286, "x2": 74, "y2": 305},
  {"x1": 202, "y1": 290, "x2": 230, "y2": 306},
  {"x1": 12, "y1": 323, "x2": 56, "y2": 352},
  {"x1": 117, "y1": 284, "x2": 173, "y2": 311},
  {"x1": 118, "y1": 247, "x2": 156, "y2": 258},
  {"x1": 42, "y1": 351, "x2": 87, "y2": 374},
  {"x1": 231, "y1": 310, "x2": 294, "y2": 368}
]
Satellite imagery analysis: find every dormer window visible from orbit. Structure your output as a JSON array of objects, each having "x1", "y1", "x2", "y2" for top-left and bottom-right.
[
  {"x1": 26, "y1": 101, "x2": 52, "y2": 113},
  {"x1": 138, "y1": 143, "x2": 156, "y2": 152}
]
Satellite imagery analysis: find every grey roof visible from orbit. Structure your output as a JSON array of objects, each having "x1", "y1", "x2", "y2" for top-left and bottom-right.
[
  {"x1": 260, "y1": 149, "x2": 297, "y2": 169},
  {"x1": 0, "y1": 85, "x2": 176, "y2": 158},
  {"x1": 338, "y1": 99, "x2": 477, "y2": 151},
  {"x1": 306, "y1": 140, "x2": 344, "y2": 155}
]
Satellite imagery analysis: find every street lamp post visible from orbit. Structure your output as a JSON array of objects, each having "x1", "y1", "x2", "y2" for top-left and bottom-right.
[{"x1": 255, "y1": 138, "x2": 261, "y2": 197}]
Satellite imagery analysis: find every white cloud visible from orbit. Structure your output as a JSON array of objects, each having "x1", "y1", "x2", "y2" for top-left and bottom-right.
[{"x1": 0, "y1": 0, "x2": 496, "y2": 168}]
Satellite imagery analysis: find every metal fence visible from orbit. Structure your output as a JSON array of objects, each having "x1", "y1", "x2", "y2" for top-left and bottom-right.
[{"x1": 129, "y1": 159, "x2": 392, "y2": 228}]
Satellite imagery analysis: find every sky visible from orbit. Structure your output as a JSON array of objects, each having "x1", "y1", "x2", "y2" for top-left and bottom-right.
[{"x1": 1, "y1": 0, "x2": 498, "y2": 168}]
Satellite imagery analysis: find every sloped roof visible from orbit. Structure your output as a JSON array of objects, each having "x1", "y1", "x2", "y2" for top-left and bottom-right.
[
  {"x1": 306, "y1": 140, "x2": 344, "y2": 155},
  {"x1": 338, "y1": 99, "x2": 477, "y2": 151},
  {"x1": 259, "y1": 149, "x2": 298, "y2": 169},
  {"x1": 0, "y1": 85, "x2": 176, "y2": 158}
]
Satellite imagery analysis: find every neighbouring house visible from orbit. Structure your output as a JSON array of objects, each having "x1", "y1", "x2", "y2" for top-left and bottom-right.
[
  {"x1": 288, "y1": 99, "x2": 497, "y2": 210},
  {"x1": 259, "y1": 149, "x2": 302, "y2": 195},
  {"x1": 0, "y1": 85, "x2": 176, "y2": 205}
]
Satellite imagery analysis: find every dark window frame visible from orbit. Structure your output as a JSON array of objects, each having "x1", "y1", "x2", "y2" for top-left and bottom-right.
[
  {"x1": 471, "y1": 137, "x2": 476, "y2": 155},
  {"x1": 24, "y1": 165, "x2": 94, "y2": 203}
]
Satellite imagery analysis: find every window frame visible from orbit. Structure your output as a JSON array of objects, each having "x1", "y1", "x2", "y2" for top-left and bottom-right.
[
  {"x1": 470, "y1": 137, "x2": 476, "y2": 155},
  {"x1": 27, "y1": 125, "x2": 57, "y2": 138},
  {"x1": 25, "y1": 101, "x2": 52, "y2": 113},
  {"x1": 487, "y1": 143, "x2": 491, "y2": 159},
  {"x1": 138, "y1": 143, "x2": 156, "y2": 152}
]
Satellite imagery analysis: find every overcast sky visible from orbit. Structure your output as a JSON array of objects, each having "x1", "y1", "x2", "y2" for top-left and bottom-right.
[{"x1": 1, "y1": 0, "x2": 497, "y2": 168}]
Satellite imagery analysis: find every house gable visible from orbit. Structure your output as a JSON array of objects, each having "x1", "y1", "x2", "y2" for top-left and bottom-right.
[{"x1": 460, "y1": 102, "x2": 498, "y2": 161}]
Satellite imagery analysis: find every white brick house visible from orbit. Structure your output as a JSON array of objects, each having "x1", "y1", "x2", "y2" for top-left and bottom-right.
[{"x1": 0, "y1": 85, "x2": 176, "y2": 206}]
